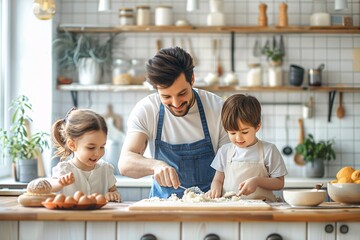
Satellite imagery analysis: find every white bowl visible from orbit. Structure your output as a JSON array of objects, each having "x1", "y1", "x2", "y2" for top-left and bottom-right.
[
  {"x1": 327, "y1": 183, "x2": 360, "y2": 204},
  {"x1": 283, "y1": 189, "x2": 326, "y2": 207}
]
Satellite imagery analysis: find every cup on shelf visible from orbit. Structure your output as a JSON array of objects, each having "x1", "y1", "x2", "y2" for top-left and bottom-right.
[{"x1": 289, "y1": 64, "x2": 305, "y2": 86}]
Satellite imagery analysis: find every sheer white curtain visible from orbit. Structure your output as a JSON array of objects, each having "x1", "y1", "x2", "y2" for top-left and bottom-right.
[{"x1": 0, "y1": 0, "x2": 11, "y2": 177}]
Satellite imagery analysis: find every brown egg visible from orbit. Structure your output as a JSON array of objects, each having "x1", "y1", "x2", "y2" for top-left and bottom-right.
[
  {"x1": 73, "y1": 191, "x2": 85, "y2": 201},
  {"x1": 88, "y1": 195, "x2": 97, "y2": 205},
  {"x1": 91, "y1": 193, "x2": 99, "y2": 197},
  {"x1": 45, "y1": 197, "x2": 54, "y2": 203},
  {"x1": 78, "y1": 195, "x2": 91, "y2": 205},
  {"x1": 95, "y1": 194, "x2": 107, "y2": 205},
  {"x1": 64, "y1": 196, "x2": 77, "y2": 204},
  {"x1": 53, "y1": 194, "x2": 66, "y2": 203}
]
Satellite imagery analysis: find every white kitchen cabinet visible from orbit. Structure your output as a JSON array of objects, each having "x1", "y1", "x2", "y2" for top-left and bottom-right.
[
  {"x1": 19, "y1": 221, "x2": 85, "y2": 240},
  {"x1": 182, "y1": 222, "x2": 239, "y2": 240},
  {"x1": 336, "y1": 222, "x2": 360, "y2": 240},
  {"x1": 308, "y1": 222, "x2": 336, "y2": 240},
  {"x1": 117, "y1": 222, "x2": 180, "y2": 240},
  {"x1": 0, "y1": 221, "x2": 18, "y2": 240},
  {"x1": 87, "y1": 222, "x2": 116, "y2": 240},
  {"x1": 241, "y1": 222, "x2": 306, "y2": 240}
]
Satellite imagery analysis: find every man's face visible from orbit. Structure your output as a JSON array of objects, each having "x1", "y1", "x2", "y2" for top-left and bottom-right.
[{"x1": 157, "y1": 73, "x2": 195, "y2": 117}]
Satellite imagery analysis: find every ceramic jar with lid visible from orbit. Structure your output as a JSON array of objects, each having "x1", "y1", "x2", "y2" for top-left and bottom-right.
[
  {"x1": 112, "y1": 59, "x2": 132, "y2": 85},
  {"x1": 155, "y1": 6, "x2": 173, "y2": 26},
  {"x1": 207, "y1": 0, "x2": 225, "y2": 26},
  {"x1": 247, "y1": 63, "x2": 262, "y2": 86},
  {"x1": 136, "y1": 5, "x2": 151, "y2": 26},
  {"x1": 119, "y1": 8, "x2": 134, "y2": 26}
]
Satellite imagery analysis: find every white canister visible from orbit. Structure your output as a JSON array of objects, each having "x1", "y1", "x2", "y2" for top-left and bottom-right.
[
  {"x1": 155, "y1": 6, "x2": 173, "y2": 26},
  {"x1": 136, "y1": 5, "x2": 151, "y2": 26},
  {"x1": 268, "y1": 65, "x2": 282, "y2": 87},
  {"x1": 247, "y1": 64, "x2": 262, "y2": 86},
  {"x1": 119, "y1": 14, "x2": 134, "y2": 26}
]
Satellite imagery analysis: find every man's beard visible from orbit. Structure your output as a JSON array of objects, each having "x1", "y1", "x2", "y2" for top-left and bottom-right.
[{"x1": 166, "y1": 93, "x2": 195, "y2": 117}]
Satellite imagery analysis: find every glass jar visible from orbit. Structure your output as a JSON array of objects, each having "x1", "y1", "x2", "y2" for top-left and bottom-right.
[
  {"x1": 310, "y1": 0, "x2": 330, "y2": 26},
  {"x1": 129, "y1": 59, "x2": 146, "y2": 85},
  {"x1": 112, "y1": 59, "x2": 132, "y2": 85},
  {"x1": 136, "y1": 5, "x2": 151, "y2": 26},
  {"x1": 247, "y1": 63, "x2": 262, "y2": 86},
  {"x1": 155, "y1": 6, "x2": 173, "y2": 26}
]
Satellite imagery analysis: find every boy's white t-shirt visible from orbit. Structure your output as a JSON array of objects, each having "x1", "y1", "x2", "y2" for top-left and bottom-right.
[
  {"x1": 211, "y1": 140, "x2": 288, "y2": 178},
  {"x1": 126, "y1": 88, "x2": 230, "y2": 157},
  {"x1": 52, "y1": 159, "x2": 117, "y2": 196}
]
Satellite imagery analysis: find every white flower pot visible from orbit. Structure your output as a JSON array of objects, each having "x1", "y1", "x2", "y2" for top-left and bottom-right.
[{"x1": 78, "y1": 58, "x2": 102, "y2": 85}]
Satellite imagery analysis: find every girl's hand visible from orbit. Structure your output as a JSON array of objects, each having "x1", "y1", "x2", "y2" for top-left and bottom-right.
[
  {"x1": 106, "y1": 191, "x2": 121, "y2": 202},
  {"x1": 58, "y1": 172, "x2": 75, "y2": 186}
]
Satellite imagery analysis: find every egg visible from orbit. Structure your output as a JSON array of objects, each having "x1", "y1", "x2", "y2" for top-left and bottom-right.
[
  {"x1": 95, "y1": 194, "x2": 107, "y2": 205},
  {"x1": 91, "y1": 193, "x2": 99, "y2": 197},
  {"x1": 73, "y1": 191, "x2": 85, "y2": 201},
  {"x1": 78, "y1": 195, "x2": 91, "y2": 205},
  {"x1": 45, "y1": 197, "x2": 54, "y2": 203},
  {"x1": 88, "y1": 195, "x2": 97, "y2": 205},
  {"x1": 53, "y1": 194, "x2": 66, "y2": 203},
  {"x1": 64, "y1": 196, "x2": 77, "y2": 204}
]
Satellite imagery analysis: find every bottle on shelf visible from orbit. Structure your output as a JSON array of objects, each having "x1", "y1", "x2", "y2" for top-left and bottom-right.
[
  {"x1": 258, "y1": 3, "x2": 268, "y2": 27},
  {"x1": 278, "y1": 2, "x2": 288, "y2": 27}
]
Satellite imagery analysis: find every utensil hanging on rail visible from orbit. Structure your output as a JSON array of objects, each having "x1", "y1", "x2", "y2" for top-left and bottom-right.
[
  {"x1": 294, "y1": 118, "x2": 305, "y2": 166},
  {"x1": 282, "y1": 115, "x2": 293, "y2": 156},
  {"x1": 336, "y1": 92, "x2": 345, "y2": 119}
]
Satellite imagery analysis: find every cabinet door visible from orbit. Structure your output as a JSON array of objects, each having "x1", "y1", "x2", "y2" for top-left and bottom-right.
[
  {"x1": 337, "y1": 222, "x2": 360, "y2": 240},
  {"x1": 19, "y1": 221, "x2": 85, "y2": 240},
  {"x1": 0, "y1": 221, "x2": 18, "y2": 240},
  {"x1": 117, "y1": 222, "x2": 180, "y2": 240},
  {"x1": 182, "y1": 222, "x2": 239, "y2": 240},
  {"x1": 241, "y1": 222, "x2": 306, "y2": 240},
  {"x1": 87, "y1": 222, "x2": 116, "y2": 240},
  {"x1": 308, "y1": 222, "x2": 335, "y2": 240}
]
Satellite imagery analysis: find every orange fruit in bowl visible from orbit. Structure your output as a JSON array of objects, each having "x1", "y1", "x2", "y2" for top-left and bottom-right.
[
  {"x1": 337, "y1": 176, "x2": 354, "y2": 183},
  {"x1": 330, "y1": 179, "x2": 338, "y2": 184},
  {"x1": 351, "y1": 169, "x2": 360, "y2": 181},
  {"x1": 336, "y1": 166, "x2": 355, "y2": 179},
  {"x1": 355, "y1": 180, "x2": 360, "y2": 184}
]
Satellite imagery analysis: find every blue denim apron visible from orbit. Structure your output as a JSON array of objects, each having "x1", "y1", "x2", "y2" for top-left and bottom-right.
[{"x1": 150, "y1": 90, "x2": 215, "y2": 198}]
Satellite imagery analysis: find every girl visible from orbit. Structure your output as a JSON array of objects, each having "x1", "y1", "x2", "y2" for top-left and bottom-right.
[
  {"x1": 206, "y1": 94, "x2": 287, "y2": 201},
  {"x1": 51, "y1": 108, "x2": 121, "y2": 202}
]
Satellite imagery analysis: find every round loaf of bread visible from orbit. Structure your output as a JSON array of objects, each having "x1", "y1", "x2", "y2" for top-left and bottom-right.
[{"x1": 26, "y1": 178, "x2": 52, "y2": 195}]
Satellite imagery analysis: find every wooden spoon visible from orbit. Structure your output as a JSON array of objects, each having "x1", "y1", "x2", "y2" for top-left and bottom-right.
[
  {"x1": 294, "y1": 118, "x2": 305, "y2": 166},
  {"x1": 336, "y1": 92, "x2": 345, "y2": 119}
]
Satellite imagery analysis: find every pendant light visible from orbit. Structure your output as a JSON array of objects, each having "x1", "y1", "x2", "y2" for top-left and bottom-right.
[
  {"x1": 186, "y1": 0, "x2": 199, "y2": 12},
  {"x1": 98, "y1": 0, "x2": 111, "y2": 12},
  {"x1": 33, "y1": 0, "x2": 56, "y2": 20},
  {"x1": 335, "y1": 0, "x2": 348, "y2": 10}
]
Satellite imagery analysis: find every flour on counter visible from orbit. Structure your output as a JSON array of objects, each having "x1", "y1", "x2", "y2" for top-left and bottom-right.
[{"x1": 144, "y1": 191, "x2": 243, "y2": 203}]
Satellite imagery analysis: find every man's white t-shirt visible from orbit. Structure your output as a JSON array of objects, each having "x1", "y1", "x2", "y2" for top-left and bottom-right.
[
  {"x1": 211, "y1": 140, "x2": 288, "y2": 178},
  {"x1": 127, "y1": 88, "x2": 230, "y2": 157}
]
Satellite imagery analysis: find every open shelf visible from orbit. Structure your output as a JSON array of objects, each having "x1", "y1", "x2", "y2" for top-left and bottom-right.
[{"x1": 57, "y1": 25, "x2": 360, "y2": 34}]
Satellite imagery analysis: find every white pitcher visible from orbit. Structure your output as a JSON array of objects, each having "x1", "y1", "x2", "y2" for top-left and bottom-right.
[{"x1": 78, "y1": 58, "x2": 102, "y2": 85}]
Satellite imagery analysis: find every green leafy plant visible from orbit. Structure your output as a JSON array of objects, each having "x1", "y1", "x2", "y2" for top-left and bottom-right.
[
  {"x1": 0, "y1": 95, "x2": 49, "y2": 163},
  {"x1": 53, "y1": 32, "x2": 117, "y2": 69},
  {"x1": 262, "y1": 46, "x2": 284, "y2": 63},
  {"x1": 295, "y1": 134, "x2": 336, "y2": 163}
]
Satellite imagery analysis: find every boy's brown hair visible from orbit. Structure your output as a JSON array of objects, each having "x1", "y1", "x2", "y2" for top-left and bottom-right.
[{"x1": 221, "y1": 94, "x2": 261, "y2": 131}]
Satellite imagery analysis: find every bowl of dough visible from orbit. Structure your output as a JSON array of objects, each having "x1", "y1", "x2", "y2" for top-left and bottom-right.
[
  {"x1": 283, "y1": 189, "x2": 326, "y2": 207},
  {"x1": 327, "y1": 166, "x2": 360, "y2": 204}
]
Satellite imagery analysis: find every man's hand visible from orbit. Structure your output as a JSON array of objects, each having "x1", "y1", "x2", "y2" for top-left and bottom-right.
[
  {"x1": 58, "y1": 172, "x2": 75, "y2": 186},
  {"x1": 153, "y1": 164, "x2": 180, "y2": 189}
]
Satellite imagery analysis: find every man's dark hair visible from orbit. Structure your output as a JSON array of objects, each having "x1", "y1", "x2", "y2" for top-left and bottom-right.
[{"x1": 146, "y1": 47, "x2": 194, "y2": 89}]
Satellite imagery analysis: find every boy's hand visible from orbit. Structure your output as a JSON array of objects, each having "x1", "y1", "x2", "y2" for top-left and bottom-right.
[
  {"x1": 106, "y1": 191, "x2": 122, "y2": 202},
  {"x1": 58, "y1": 172, "x2": 75, "y2": 186}
]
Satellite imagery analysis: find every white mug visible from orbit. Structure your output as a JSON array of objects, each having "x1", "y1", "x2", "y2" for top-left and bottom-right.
[
  {"x1": 98, "y1": 0, "x2": 111, "y2": 12},
  {"x1": 187, "y1": 0, "x2": 199, "y2": 12},
  {"x1": 335, "y1": 0, "x2": 348, "y2": 11}
]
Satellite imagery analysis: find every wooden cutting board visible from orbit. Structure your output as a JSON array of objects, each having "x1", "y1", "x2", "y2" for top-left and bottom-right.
[{"x1": 129, "y1": 199, "x2": 271, "y2": 211}]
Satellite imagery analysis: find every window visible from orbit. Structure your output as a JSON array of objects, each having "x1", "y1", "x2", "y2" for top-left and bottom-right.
[{"x1": 0, "y1": 0, "x2": 10, "y2": 177}]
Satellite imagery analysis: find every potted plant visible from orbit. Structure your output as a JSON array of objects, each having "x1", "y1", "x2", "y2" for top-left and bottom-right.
[
  {"x1": 295, "y1": 134, "x2": 336, "y2": 178},
  {"x1": 261, "y1": 41, "x2": 285, "y2": 87},
  {"x1": 53, "y1": 32, "x2": 117, "y2": 85},
  {"x1": 0, "y1": 95, "x2": 49, "y2": 182}
]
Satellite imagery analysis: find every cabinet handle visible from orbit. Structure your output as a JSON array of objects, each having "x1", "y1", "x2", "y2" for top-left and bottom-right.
[
  {"x1": 204, "y1": 233, "x2": 220, "y2": 240},
  {"x1": 324, "y1": 224, "x2": 334, "y2": 233},
  {"x1": 266, "y1": 233, "x2": 283, "y2": 240},
  {"x1": 140, "y1": 233, "x2": 157, "y2": 240},
  {"x1": 340, "y1": 224, "x2": 349, "y2": 234}
]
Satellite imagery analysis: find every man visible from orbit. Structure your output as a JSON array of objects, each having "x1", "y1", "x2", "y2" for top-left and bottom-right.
[{"x1": 119, "y1": 47, "x2": 229, "y2": 198}]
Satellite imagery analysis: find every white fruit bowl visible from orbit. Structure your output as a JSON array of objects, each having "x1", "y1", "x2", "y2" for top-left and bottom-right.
[
  {"x1": 327, "y1": 183, "x2": 360, "y2": 204},
  {"x1": 283, "y1": 189, "x2": 326, "y2": 207}
]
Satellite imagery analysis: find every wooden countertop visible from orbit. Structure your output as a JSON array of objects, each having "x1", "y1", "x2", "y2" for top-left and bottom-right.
[{"x1": 1, "y1": 197, "x2": 360, "y2": 222}]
